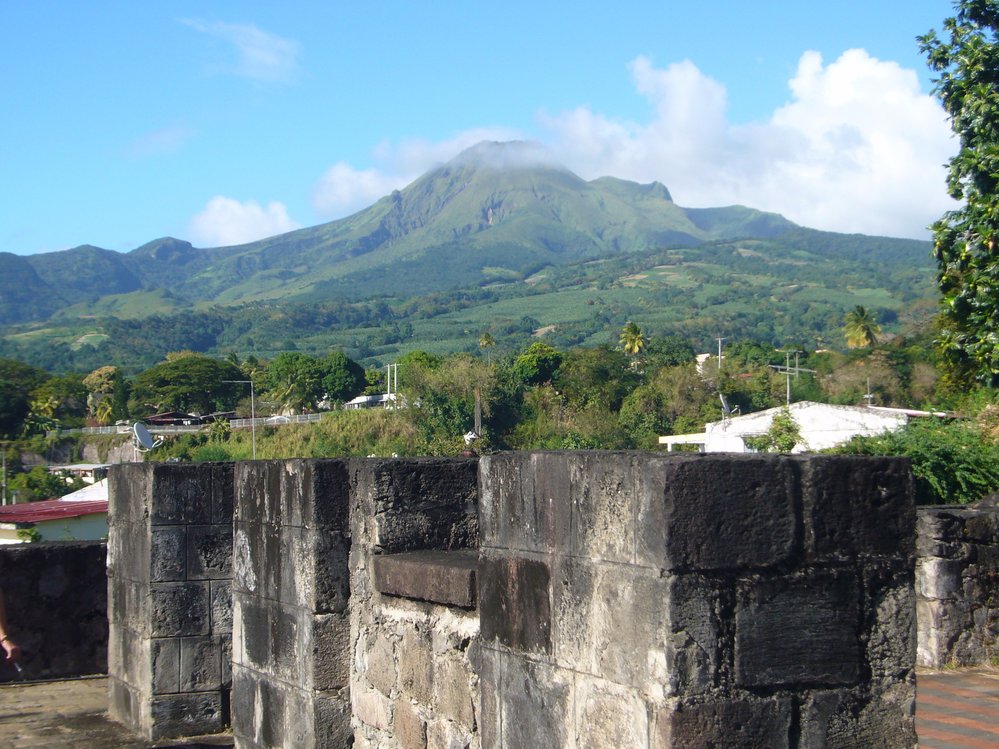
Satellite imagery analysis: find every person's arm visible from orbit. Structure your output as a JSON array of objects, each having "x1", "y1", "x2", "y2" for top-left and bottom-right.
[{"x1": 0, "y1": 590, "x2": 22, "y2": 663}]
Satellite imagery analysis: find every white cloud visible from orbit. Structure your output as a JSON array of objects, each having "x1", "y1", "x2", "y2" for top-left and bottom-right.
[
  {"x1": 189, "y1": 196, "x2": 301, "y2": 247},
  {"x1": 310, "y1": 51, "x2": 955, "y2": 239},
  {"x1": 312, "y1": 127, "x2": 519, "y2": 219},
  {"x1": 542, "y1": 51, "x2": 956, "y2": 239},
  {"x1": 182, "y1": 19, "x2": 300, "y2": 83}
]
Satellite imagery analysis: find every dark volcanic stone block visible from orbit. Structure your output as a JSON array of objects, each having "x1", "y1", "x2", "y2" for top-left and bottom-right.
[
  {"x1": 480, "y1": 555, "x2": 552, "y2": 654},
  {"x1": 655, "y1": 697, "x2": 792, "y2": 749},
  {"x1": 180, "y1": 635, "x2": 223, "y2": 692},
  {"x1": 210, "y1": 463, "x2": 235, "y2": 524},
  {"x1": 150, "y1": 464, "x2": 213, "y2": 526},
  {"x1": 150, "y1": 581, "x2": 211, "y2": 638},
  {"x1": 799, "y1": 685, "x2": 917, "y2": 749},
  {"x1": 637, "y1": 454, "x2": 798, "y2": 571},
  {"x1": 186, "y1": 525, "x2": 233, "y2": 580},
  {"x1": 210, "y1": 579, "x2": 233, "y2": 633},
  {"x1": 501, "y1": 653, "x2": 572, "y2": 749},
  {"x1": 800, "y1": 456, "x2": 915, "y2": 562},
  {"x1": 372, "y1": 549, "x2": 478, "y2": 608},
  {"x1": 149, "y1": 692, "x2": 223, "y2": 740},
  {"x1": 150, "y1": 526, "x2": 186, "y2": 582},
  {"x1": 735, "y1": 569, "x2": 860, "y2": 687}
]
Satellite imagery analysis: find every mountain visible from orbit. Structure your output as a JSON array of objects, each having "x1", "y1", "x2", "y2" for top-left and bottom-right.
[
  {"x1": 2, "y1": 141, "x2": 807, "y2": 323},
  {"x1": 0, "y1": 141, "x2": 937, "y2": 372}
]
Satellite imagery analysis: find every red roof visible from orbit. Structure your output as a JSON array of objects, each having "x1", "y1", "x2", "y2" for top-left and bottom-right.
[{"x1": 0, "y1": 498, "x2": 108, "y2": 524}]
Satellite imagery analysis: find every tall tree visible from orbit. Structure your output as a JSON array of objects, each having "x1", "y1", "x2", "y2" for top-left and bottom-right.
[
  {"x1": 920, "y1": 2, "x2": 999, "y2": 384},
  {"x1": 619, "y1": 321, "x2": 646, "y2": 357},
  {"x1": 843, "y1": 306, "x2": 882, "y2": 349}
]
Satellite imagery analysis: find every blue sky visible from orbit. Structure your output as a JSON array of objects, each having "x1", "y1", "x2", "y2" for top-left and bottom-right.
[{"x1": 2, "y1": 1, "x2": 959, "y2": 255}]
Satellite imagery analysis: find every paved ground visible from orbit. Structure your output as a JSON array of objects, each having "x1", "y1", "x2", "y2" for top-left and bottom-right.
[
  {"x1": 0, "y1": 676, "x2": 232, "y2": 749},
  {"x1": 917, "y1": 669, "x2": 999, "y2": 749},
  {"x1": 1, "y1": 670, "x2": 998, "y2": 747}
]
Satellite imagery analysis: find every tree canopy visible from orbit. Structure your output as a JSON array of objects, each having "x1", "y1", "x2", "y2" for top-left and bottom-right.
[
  {"x1": 920, "y1": 1, "x2": 999, "y2": 384},
  {"x1": 130, "y1": 354, "x2": 244, "y2": 415},
  {"x1": 843, "y1": 306, "x2": 882, "y2": 349}
]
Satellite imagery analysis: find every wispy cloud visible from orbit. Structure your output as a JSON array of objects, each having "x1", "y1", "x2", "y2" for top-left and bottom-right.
[
  {"x1": 125, "y1": 124, "x2": 195, "y2": 159},
  {"x1": 312, "y1": 127, "x2": 520, "y2": 219},
  {"x1": 189, "y1": 196, "x2": 301, "y2": 246},
  {"x1": 313, "y1": 52, "x2": 956, "y2": 239},
  {"x1": 182, "y1": 19, "x2": 301, "y2": 83}
]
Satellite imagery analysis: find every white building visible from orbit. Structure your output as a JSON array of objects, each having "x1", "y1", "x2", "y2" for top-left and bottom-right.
[{"x1": 659, "y1": 401, "x2": 942, "y2": 453}]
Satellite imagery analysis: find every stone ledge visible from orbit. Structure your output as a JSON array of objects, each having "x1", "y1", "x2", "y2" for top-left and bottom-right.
[{"x1": 372, "y1": 550, "x2": 478, "y2": 609}]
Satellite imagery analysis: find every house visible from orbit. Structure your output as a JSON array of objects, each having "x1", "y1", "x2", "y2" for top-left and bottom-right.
[
  {"x1": 659, "y1": 401, "x2": 944, "y2": 453},
  {"x1": 344, "y1": 393, "x2": 399, "y2": 410},
  {"x1": 0, "y1": 479, "x2": 108, "y2": 544}
]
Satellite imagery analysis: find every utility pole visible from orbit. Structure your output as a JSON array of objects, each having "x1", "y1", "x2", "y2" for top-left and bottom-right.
[
  {"x1": 716, "y1": 337, "x2": 726, "y2": 372},
  {"x1": 1, "y1": 449, "x2": 6, "y2": 506}
]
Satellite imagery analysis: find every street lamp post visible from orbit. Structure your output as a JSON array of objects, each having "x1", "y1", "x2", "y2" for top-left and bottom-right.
[{"x1": 223, "y1": 380, "x2": 256, "y2": 460}]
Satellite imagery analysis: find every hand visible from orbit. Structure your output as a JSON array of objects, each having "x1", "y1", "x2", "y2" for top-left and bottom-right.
[{"x1": 2, "y1": 637, "x2": 21, "y2": 663}]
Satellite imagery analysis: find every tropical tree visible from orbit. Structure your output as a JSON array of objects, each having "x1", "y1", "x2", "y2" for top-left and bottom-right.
[
  {"x1": 320, "y1": 351, "x2": 365, "y2": 404},
  {"x1": 479, "y1": 332, "x2": 496, "y2": 362},
  {"x1": 843, "y1": 306, "x2": 882, "y2": 349},
  {"x1": 130, "y1": 354, "x2": 243, "y2": 415},
  {"x1": 619, "y1": 321, "x2": 646, "y2": 357},
  {"x1": 263, "y1": 352, "x2": 324, "y2": 414},
  {"x1": 920, "y1": 2, "x2": 999, "y2": 384}
]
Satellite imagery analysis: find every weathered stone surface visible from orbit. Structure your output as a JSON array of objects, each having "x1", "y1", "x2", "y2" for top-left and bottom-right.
[
  {"x1": 735, "y1": 570, "x2": 860, "y2": 687},
  {"x1": 394, "y1": 698, "x2": 427, "y2": 749},
  {"x1": 149, "y1": 692, "x2": 223, "y2": 740},
  {"x1": 799, "y1": 456, "x2": 915, "y2": 562},
  {"x1": 574, "y1": 677, "x2": 648, "y2": 749},
  {"x1": 399, "y1": 628, "x2": 435, "y2": 705},
  {"x1": 654, "y1": 697, "x2": 792, "y2": 749},
  {"x1": 0, "y1": 541, "x2": 108, "y2": 683},
  {"x1": 664, "y1": 574, "x2": 722, "y2": 696},
  {"x1": 637, "y1": 454, "x2": 798, "y2": 571},
  {"x1": 179, "y1": 635, "x2": 222, "y2": 693},
  {"x1": 150, "y1": 581, "x2": 211, "y2": 638},
  {"x1": 354, "y1": 687, "x2": 393, "y2": 731},
  {"x1": 313, "y1": 613, "x2": 351, "y2": 692},
  {"x1": 799, "y1": 683, "x2": 917, "y2": 749},
  {"x1": 366, "y1": 630, "x2": 397, "y2": 697},
  {"x1": 479, "y1": 555, "x2": 552, "y2": 654},
  {"x1": 186, "y1": 524, "x2": 233, "y2": 580},
  {"x1": 210, "y1": 579, "x2": 233, "y2": 634},
  {"x1": 151, "y1": 638, "x2": 180, "y2": 695},
  {"x1": 148, "y1": 464, "x2": 213, "y2": 526},
  {"x1": 373, "y1": 550, "x2": 478, "y2": 608},
  {"x1": 150, "y1": 527, "x2": 186, "y2": 582},
  {"x1": 435, "y1": 655, "x2": 475, "y2": 732},
  {"x1": 500, "y1": 654, "x2": 572, "y2": 749}
]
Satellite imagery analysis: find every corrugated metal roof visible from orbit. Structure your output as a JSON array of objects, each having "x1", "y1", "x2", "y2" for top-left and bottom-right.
[{"x1": 0, "y1": 498, "x2": 108, "y2": 524}]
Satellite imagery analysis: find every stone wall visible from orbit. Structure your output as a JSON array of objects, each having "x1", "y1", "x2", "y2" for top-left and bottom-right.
[
  {"x1": 349, "y1": 458, "x2": 479, "y2": 749},
  {"x1": 0, "y1": 540, "x2": 107, "y2": 682},
  {"x1": 107, "y1": 462, "x2": 234, "y2": 740},
  {"x1": 477, "y1": 452, "x2": 917, "y2": 748},
  {"x1": 106, "y1": 452, "x2": 920, "y2": 748},
  {"x1": 916, "y1": 502, "x2": 999, "y2": 668}
]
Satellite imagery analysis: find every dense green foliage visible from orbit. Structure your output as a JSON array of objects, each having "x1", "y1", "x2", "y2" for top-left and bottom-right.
[
  {"x1": 129, "y1": 354, "x2": 244, "y2": 415},
  {"x1": 920, "y1": 1, "x2": 999, "y2": 384},
  {"x1": 836, "y1": 415, "x2": 999, "y2": 504}
]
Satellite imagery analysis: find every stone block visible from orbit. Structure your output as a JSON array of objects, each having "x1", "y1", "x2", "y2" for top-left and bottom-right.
[
  {"x1": 314, "y1": 692, "x2": 354, "y2": 749},
  {"x1": 313, "y1": 613, "x2": 350, "y2": 692},
  {"x1": 799, "y1": 683, "x2": 916, "y2": 749},
  {"x1": 574, "y1": 677, "x2": 648, "y2": 749},
  {"x1": 150, "y1": 526, "x2": 186, "y2": 582},
  {"x1": 313, "y1": 530, "x2": 351, "y2": 614},
  {"x1": 149, "y1": 464, "x2": 213, "y2": 526},
  {"x1": 150, "y1": 581, "x2": 211, "y2": 637},
  {"x1": 372, "y1": 550, "x2": 478, "y2": 608},
  {"x1": 569, "y1": 452, "x2": 638, "y2": 564},
  {"x1": 477, "y1": 647, "x2": 501, "y2": 749},
  {"x1": 637, "y1": 454, "x2": 798, "y2": 571},
  {"x1": 307, "y1": 458, "x2": 352, "y2": 531},
  {"x1": 864, "y1": 568, "x2": 916, "y2": 680},
  {"x1": 149, "y1": 692, "x2": 223, "y2": 740},
  {"x1": 917, "y1": 557, "x2": 965, "y2": 600},
  {"x1": 479, "y1": 554, "x2": 552, "y2": 654},
  {"x1": 654, "y1": 696, "x2": 792, "y2": 749},
  {"x1": 180, "y1": 635, "x2": 222, "y2": 692},
  {"x1": 366, "y1": 629, "x2": 397, "y2": 697},
  {"x1": 210, "y1": 462, "x2": 235, "y2": 524},
  {"x1": 800, "y1": 456, "x2": 914, "y2": 562},
  {"x1": 186, "y1": 524, "x2": 233, "y2": 580},
  {"x1": 354, "y1": 687, "x2": 393, "y2": 731},
  {"x1": 239, "y1": 597, "x2": 305, "y2": 685},
  {"x1": 434, "y1": 655, "x2": 475, "y2": 732},
  {"x1": 232, "y1": 664, "x2": 289, "y2": 748},
  {"x1": 426, "y1": 718, "x2": 472, "y2": 749},
  {"x1": 394, "y1": 698, "x2": 427, "y2": 749},
  {"x1": 399, "y1": 628, "x2": 435, "y2": 705},
  {"x1": 151, "y1": 637, "x2": 180, "y2": 694},
  {"x1": 210, "y1": 579, "x2": 233, "y2": 633},
  {"x1": 735, "y1": 569, "x2": 860, "y2": 687},
  {"x1": 552, "y1": 558, "x2": 670, "y2": 687},
  {"x1": 664, "y1": 574, "x2": 722, "y2": 696},
  {"x1": 500, "y1": 654, "x2": 573, "y2": 749}
]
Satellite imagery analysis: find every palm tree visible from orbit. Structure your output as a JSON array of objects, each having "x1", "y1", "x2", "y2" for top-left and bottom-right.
[
  {"x1": 843, "y1": 306, "x2": 882, "y2": 349},
  {"x1": 619, "y1": 321, "x2": 646, "y2": 356},
  {"x1": 479, "y1": 332, "x2": 496, "y2": 362}
]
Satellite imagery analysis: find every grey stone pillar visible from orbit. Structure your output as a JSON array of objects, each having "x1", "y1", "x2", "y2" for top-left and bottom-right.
[
  {"x1": 107, "y1": 462, "x2": 234, "y2": 740},
  {"x1": 477, "y1": 452, "x2": 917, "y2": 749},
  {"x1": 231, "y1": 460, "x2": 353, "y2": 749}
]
